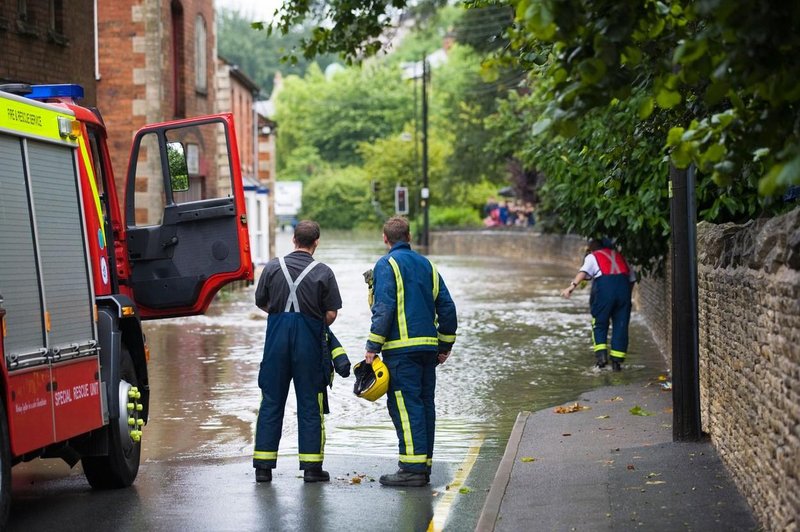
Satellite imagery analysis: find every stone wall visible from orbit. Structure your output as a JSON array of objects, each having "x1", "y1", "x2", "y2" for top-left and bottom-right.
[
  {"x1": 636, "y1": 263, "x2": 671, "y2": 361},
  {"x1": 696, "y1": 208, "x2": 800, "y2": 531},
  {"x1": 431, "y1": 229, "x2": 586, "y2": 266},
  {"x1": 431, "y1": 211, "x2": 800, "y2": 529}
]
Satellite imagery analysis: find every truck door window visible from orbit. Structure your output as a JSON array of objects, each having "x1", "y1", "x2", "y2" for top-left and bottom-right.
[
  {"x1": 130, "y1": 133, "x2": 167, "y2": 226},
  {"x1": 129, "y1": 122, "x2": 232, "y2": 226},
  {"x1": 166, "y1": 122, "x2": 233, "y2": 204},
  {"x1": 89, "y1": 128, "x2": 106, "y2": 201}
]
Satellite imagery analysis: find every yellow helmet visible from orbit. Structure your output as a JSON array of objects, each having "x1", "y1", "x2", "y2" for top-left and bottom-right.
[{"x1": 353, "y1": 356, "x2": 389, "y2": 401}]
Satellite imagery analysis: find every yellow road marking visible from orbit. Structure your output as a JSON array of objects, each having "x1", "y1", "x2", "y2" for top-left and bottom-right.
[{"x1": 427, "y1": 434, "x2": 485, "y2": 532}]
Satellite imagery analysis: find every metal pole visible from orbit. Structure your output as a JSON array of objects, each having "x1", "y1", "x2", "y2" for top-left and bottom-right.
[
  {"x1": 670, "y1": 164, "x2": 702, "y2": 441},
  {"x1": 421, "y1": 55, "x2": 429, "y2": 252}
]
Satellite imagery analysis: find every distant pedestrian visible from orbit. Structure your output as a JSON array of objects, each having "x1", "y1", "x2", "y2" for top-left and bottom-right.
[
  {"x1": 363, "y1": 216, "x2": 458, "y2": 487},
  {"x1": 252, "y1": 220, "x2": 348, "y2": 483},
  {"x1": 561, "y1": 238, "x2": 636, "y2": 371},
  {"x1": 482, "y1": 196, "x2": 498, "y2": 218}
]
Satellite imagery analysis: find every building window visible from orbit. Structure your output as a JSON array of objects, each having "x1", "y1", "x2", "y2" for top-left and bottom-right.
[
  {"x1": 194, "y1": 15, "x2": 207, "y2": 94},
  {"x1": 49, "y1": 0, "x2": 63, "y2": 33},
  {"x1": 17, "y1": 0, "x2": 28, "y2": 22},
  {"x1": 16, "y1": 0, "x2": 37, "y2": 35},
  {"x1": 48, "y1": 0, "x2": 68, "y2": 45}
]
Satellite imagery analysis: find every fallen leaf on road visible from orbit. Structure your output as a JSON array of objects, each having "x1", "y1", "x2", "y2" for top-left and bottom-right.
[
  {"x1": 351, "y1": 477, "x2": 362, "y2": 484},
  {"x1": 646, "y1": 480, "x2": 666, "y2": 485},
  {"x1": 459, "y1": 487, "x2": 472, "y2": 494},
  {"x1": 554, "y1": 402, "x2": 591, "y2": 413},
  {"x1": 596, "y1": 415, "x2": 610, "y2": 419},
  {"x1": 627, "y1": 464, "x2": 636, "y2": 470},
  {"x1": 598, "y1": 427, "x2": 615, "y2": 431},
  {"x1": 646, "y1": 472, "x2": 661, "y2": 478},
  {"x1": 520, "y1": 457, "x2": 536, "y2": 462},
  {"x1": 629, "y1": 405, "x2": 654, "y2": 416},
  {"x1": 562, "y1": 433, "x2": 571, "y2": 436},
  {"x1": 609, "y1": 396, "x2": 624, "y2": 402}
]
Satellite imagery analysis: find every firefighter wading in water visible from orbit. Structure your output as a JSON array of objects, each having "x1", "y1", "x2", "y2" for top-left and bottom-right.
[
  {"x1": 364, "y1": 216, "x2": 458, "y2": 487},
  {"x1": 252, "y1": 220, "x2": 349, "y2": 483},
  {"x1": 561, "y1": 238, "x2": 637, "y2": 371}
]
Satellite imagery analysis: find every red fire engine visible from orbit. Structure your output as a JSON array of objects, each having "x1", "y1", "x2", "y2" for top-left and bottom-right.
[{"x1": 0, "y1": 84, "x2": 254, "y2": 525}]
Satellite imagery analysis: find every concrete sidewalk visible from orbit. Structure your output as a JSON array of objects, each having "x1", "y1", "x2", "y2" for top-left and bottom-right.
[{"x1": 477, "y1": 381, "x2": 758, "y2": 531}]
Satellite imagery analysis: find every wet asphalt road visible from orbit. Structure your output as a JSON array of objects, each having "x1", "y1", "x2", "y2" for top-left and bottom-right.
[{"x1": 6, "y1": 231, "x2": 665, "y2": 531}]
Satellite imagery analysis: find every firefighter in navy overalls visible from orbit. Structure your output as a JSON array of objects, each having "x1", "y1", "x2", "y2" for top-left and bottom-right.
[
  {"x1": 252, "y1": 220, "x2": 344, "y2": 483},
  {"x1": 364, "y1": 216, "x2": 458, "y2": 487},
  {"x1": 562, "y1": 238, "x2": 636, "y2": 371}
]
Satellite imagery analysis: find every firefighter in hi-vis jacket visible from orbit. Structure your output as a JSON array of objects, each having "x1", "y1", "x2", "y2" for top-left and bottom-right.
[
  {"x1": 364, "y1": 216, "x2": 457, "y2": 488},
  {"x1": 562, "y1": 238, "x2": 637, "y2": 371}
]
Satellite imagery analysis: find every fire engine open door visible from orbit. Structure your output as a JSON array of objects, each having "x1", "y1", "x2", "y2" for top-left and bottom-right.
[{"x1": 125, "y1": 114, "x2": 253, "y2": 319}]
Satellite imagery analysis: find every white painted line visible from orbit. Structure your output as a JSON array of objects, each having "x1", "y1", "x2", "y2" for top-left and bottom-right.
[{"x1": 427, "y1": 434, "x2": 485, "y2": 532}]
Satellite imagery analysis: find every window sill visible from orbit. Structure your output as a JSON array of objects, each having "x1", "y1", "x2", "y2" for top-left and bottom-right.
[
  {"x1": 47, "y1": 30, "x2": 69, "y2": 46},
  {"x1": 16, "y1": 19, "x2": 39, "y2": 38}
]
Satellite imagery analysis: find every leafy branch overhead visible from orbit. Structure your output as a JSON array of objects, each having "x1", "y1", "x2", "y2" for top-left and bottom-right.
[
  {"x1": 254, "y1": 0, "x2": 451, "y2": 63},
  {"x1": 503, "y1": 0, "x2": 800, "y2": 196}
]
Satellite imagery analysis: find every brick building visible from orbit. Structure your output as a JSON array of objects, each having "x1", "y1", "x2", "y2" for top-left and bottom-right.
[
  {"x1": 216, "y1": 56, "x2": 273, "y2": 263},
  {"x1": 96, "y1": 0, "x2": 217, "y2": 222},
  {"x1": 0, "y1": 0, "x2": 97, "y2": 104}
]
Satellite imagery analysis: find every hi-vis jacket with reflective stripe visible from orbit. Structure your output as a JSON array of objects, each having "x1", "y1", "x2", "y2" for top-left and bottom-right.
[{"x1": 366, "y1": 242, "x2": 457, "y2": 355}]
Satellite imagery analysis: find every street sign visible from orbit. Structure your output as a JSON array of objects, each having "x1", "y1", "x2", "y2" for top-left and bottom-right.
[{"x1": 395, "y1": 186, "x2": 409, "y2": 215}]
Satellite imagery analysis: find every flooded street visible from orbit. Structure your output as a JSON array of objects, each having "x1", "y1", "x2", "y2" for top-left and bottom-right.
[
  {"x1": 9, "y1": 230, "x2": 667, "y2": 531},
  {"x1": 141, "y1": 230, "x2": 666, "y2": 469}
]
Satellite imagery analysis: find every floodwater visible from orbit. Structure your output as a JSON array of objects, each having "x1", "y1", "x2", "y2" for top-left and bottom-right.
[{"x1": 140, "y1": 230, "x2": 667, "y2": 469}]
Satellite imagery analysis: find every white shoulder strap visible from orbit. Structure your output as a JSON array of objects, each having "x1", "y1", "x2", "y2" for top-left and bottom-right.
[{"x1": 279, "y1": 256, "x2": 320, "y2": 312}]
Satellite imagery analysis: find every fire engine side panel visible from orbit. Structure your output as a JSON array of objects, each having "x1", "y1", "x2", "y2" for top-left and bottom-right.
[
  {"x1": 0, "y1": 135, "x2": 47, "y2": 361},
  {"x1": 7, "y1": 368, "x2": 54, "y2": 455},
  {"x1": 51, "y1": 358, "x2": 103, "y2": 440},
  {"x1": 26, "y1": 139, "x2": 104, "y2": 440}
]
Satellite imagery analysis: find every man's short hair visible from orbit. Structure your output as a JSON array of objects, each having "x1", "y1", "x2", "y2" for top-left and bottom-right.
[
  {"x1": 294, "y1": 220, "x2": 321, "y2": 248},
  {"x1": 383, "y1": 216, "x2": 410, "y2": 245}
]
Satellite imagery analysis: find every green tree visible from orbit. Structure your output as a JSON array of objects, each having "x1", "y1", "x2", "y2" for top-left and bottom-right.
[
  {"x1": 274, "y1": 64, "x2": 413, "y2": 170},
  {"x1": 258, "y1": 0, "x2": 446, "y2": 63},
  {"x1": 260, "y1": 0, "x2": 800, "y2": 267},
  {"x1": 217, "y1": 8, "x2": 336, "y2": 95},
  {"x1": 500, "y1": 0, "x2": 800, "y2": 199},
  {"x1": 300, "y1": 167, "x2": 379, "y2": 229}
]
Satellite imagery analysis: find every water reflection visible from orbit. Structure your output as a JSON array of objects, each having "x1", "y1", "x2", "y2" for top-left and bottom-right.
[{"x1": 141, "y1": 230, "x2": 665, "y2": 467}]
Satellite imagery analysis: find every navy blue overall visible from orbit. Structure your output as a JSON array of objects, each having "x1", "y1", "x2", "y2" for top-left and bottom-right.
[
  {"x1": 589, "y1": 250, "x2": 632, "y2": 363},
  {"x1": 253, "y1": 258, "x2": 328, "y2": 471},
  {"x1": 384, "y1": 351, "x2": 439, "y2": 474},
  {"x1": 366, "y1": 242, "x2": 457, "y2": 474}
]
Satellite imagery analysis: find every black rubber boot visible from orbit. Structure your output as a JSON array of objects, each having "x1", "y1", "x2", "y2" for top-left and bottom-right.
[
  {"x1": 595, "y1": 352, "x2": 608, "y2": 368},
  {"x1": 303, "y1": 468, "x2": 330, "y2": 483},
  {"x1": 255, "y1": 468, "x2": 272, "y2": 483},
  {"x1": 611, "y1": 358, "x2": 622, "y2": 371},
  {"x1": 379, "y1": 469, "x2": 427, "y2": 487}
]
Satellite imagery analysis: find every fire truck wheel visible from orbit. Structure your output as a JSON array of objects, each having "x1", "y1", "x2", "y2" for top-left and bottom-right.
[
  {"x1": 0, "y1": 395, "x2": 10, "y2": 525},
  {"x1": 82, "y1": 348, "x2": 141, "y2": 489}
]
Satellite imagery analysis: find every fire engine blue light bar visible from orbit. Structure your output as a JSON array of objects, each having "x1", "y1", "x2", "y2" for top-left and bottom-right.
[{"x1": 27, "y1": 84, "x2": 85, "y2": 101}]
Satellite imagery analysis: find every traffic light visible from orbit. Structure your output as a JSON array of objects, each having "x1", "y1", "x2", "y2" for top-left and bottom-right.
[{"x1": 395, "y1": 186, "x2": 409, "y2": 214}]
